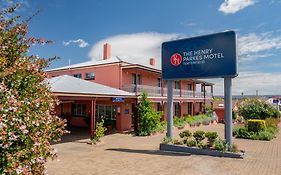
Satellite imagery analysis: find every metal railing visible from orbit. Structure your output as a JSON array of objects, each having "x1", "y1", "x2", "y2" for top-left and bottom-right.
[{"x1": 122, "y1": 84, "x2": 213, "y2": 98}]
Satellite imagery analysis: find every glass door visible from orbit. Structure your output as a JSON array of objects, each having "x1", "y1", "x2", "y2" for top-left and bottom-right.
[{"x1": 96, "y1": 104, "x2": 117, "y2": 129}]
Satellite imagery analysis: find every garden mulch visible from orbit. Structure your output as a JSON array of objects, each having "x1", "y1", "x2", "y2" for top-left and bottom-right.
[{"x1": 46, "y1": 123, "x2": 281, "y2": 175}]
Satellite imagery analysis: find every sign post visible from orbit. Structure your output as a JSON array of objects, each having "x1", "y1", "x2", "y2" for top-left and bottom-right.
[
  {"x1": 224, "y1": 77, "x2": 233, "y2": 146},
  {"x1": 162, "y1": 31, "x2": 238, "y2": 147},
  {"x1": 167, "y1": 80, "x2": 173, "y2": 138}
]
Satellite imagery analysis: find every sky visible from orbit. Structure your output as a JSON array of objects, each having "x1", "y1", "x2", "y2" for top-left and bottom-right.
[{"x1": 1, "y1": 0, "x2": 281, "y2": 96}]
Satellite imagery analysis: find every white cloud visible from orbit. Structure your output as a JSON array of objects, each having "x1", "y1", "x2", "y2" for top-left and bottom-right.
[
  {"x1": 219, "y1": 0, "x2": 256, "y2": 14},
  {"x1": 63, "y1": 39, "x2": 89, "y2": 48},
  {"x1": 238, "y1": 33, "x2": 281, "y2": 61},
  {"x1": 208, "y1": 72, "x2": 281, "y2": 95},
  {"x1": 89, "y1": 32, "x2": 281, "y2": 64},
  {"x1": 88, "y1": 32, "x2": 181, "y2": 67},
  {"x1": 89, "y1": 32, "x2": 281, "y2": 96}
]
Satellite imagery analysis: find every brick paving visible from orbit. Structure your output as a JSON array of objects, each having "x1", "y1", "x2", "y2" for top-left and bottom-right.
[{"x1": 46, "y1": 124, "x2": 281, "y2": 175}]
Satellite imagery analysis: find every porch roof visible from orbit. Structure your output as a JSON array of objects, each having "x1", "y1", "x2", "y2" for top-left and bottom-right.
[{"x1": 48, "y1": 75, "x2": 135, "y2": 98}]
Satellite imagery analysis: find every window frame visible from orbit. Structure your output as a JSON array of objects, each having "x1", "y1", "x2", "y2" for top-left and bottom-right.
[
  {"x1": 174, "y1": 81, "x2": 180, "y2": 89},
  {"x1": 73, "y1": 73, "x2": 82, "y2": 79},
  {"x1": 72, "y1": 103, "x2": 87, "y2": 117},
  {"x1": 85, "y1": 72, "x2": 95, "y2": 80}
]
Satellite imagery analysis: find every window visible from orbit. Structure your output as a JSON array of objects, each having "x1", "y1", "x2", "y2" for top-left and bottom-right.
[
  {"x1": 157, "y1": 78, "x2": 162, "y2": 95},
  {"x1": 85, "y1": 72, "x2": 95, "y2": 80},
  {"x1": 131, "y1": 74, "x2": 142, "y2": 85},
  {"x1": 137, "y1": 74, "x2": 142, "y2": 85},
  {"x1": 157, "y1": 78, "x2": 161, "y2": 87},
  {"x1": 132, "y1": 74, "x2": 136, "y2": 92},
  {"x1": 132, "y1": 74, "x2": 142, "y2": 92},
  {"x1": 72, "y1": 104, "x2": 87, "y2": 116},
  {"x1": 73, "y1": 73, "x2": 82, "y2": 79},
  {"x1": 132, "y1": 74, "x2": 136, "y2": 85},
  {"x1": 156, "y1": 103, "x2": 162, "y2": 112},
  {"x1": 188, "y1": 83, "x2": 193, "y2": 91},
  {"x1": 175, "y1": 81, "x2": 180, "y2": 89},
  {"x1": 188, "y1": 102, "x2": 192, "y2": 115},
  {"x1": 95, "y1": 105, "x2": 117, "y2": 120},
  {"x1": 174, "y1": 102, "x2": 181, "y2": 116}
]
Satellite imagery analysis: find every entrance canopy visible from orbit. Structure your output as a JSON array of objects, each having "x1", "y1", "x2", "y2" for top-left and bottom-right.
[{"x1": 48, "y1": 75, "x2": 136, "y2": 136}]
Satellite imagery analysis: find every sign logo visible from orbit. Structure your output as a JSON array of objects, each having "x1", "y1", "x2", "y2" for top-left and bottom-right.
[
  {"x1": 170, "y1": 53, "x2": 182, "y2": 66},
  {"x1": 112, "y1": 97, "x2": 125, "y2": 102}
]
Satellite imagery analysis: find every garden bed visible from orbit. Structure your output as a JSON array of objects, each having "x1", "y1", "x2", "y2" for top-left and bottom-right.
[{"x1": 159, "y1": 143, "x2": 245, "y2": 159}]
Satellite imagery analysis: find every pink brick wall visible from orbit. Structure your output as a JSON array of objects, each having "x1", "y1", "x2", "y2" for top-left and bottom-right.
[
  {"x1": 122, "y1": 68, "x2": 161, "y2": 87},
  {"x1": 48, "y1": 64, "x2": 121, "y2": 89}
]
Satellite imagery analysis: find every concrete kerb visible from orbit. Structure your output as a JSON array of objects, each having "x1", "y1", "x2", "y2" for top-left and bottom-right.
[{"x1": 159, "y1": 143, "x2": 245, "y2": 159}]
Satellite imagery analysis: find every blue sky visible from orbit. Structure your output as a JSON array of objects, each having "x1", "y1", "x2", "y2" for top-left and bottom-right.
[{"x1": 1, "y1": 0, "x2": 281, "y2": 95}]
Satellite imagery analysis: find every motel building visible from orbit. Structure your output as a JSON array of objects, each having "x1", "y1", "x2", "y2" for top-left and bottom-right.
[{"x1": 46, "y1": 43, "x2": 214, "y2": 136}]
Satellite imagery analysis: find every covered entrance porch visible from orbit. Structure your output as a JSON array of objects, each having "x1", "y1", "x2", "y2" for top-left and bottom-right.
[{"x1": 49, "y1": 75, "x2": 136, "y2": 137}]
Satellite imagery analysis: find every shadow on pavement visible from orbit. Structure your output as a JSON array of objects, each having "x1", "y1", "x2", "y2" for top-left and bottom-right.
[
  {"x1": 52, "y1": 127, "x2": 90, "y2": 145},
  {"x1": 106, "y1": 148, "x2": 191, "y2": 157}
]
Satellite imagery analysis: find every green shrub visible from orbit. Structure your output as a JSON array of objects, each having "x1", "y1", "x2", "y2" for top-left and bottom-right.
[
  {"x1": 247, "y1": 119, "x2": 266, "y2": 133},
  {"x1": 233, "y1": 126, "x2": 250, "y2": 138},
  {"x1": 233, "y1": 124, "x2": 278, "y2": 141},
  {"x1": 238, "y1": 98, "x2": 280, "y2": 120},
  {"x1": 205, "y1": 105, "x2": 213, "y2": 117},
  {"x1": 91, "y1": 119, "x2": 107, "y2": 143},
  {"x1": 266, "y1": 126, "x2": 278, "y2": 135},
  {"x1": 174, "y1": 116, "x2": 186, "y2": 128},
  {"x1": 193, "y1": 130, "x2": 205, "y2": 144},
  {"x1": 272, "y1": 109, "x2": 280, "y2": 118},
  {"x1": 186, "y1": 140, "x2": 197, "y2": 147},
  {"x1": 175, "y1": 122, "x2": 186, "y2": 129},
  {"x1": 184, "y1": 114, "x2": 212, "y2": 125},
  {"x1": 232, "y1": 110, "x2": 238, "y2": 120},
  {"x1": 137, "y1": 92, "x2": 161, "y2": 136},
  {"x1": 179, "y1": 130, "x2": 192, "y2": 138},
  {"x1": 172, "y1": 139, "x2": 183, "y2": 145},
  {"x1": 265, "y1": 118, "x2": 280, "y2": 128},
  {"x1": 249, "y1": 133, "x2": 259, "y2": 140},
  {"x1": 202, "y1": 117, "x2": 211, "y2": 125},
  {"x1": 162, "y1": 137, "x2": 172, "y2": 144},
  {"x1": 205, "y1": 132, "x2": 218, "y2": 147},
  {"x1": 257, "y1": 131, "x2": 275, "y2": 141},
  {"x1": 153, "y1": 121, "x2": 167, "y2": 133},
  {"x1": 137, "y1": 130, "x2": 150, "y2": 136},
  {"x1": 214, "y1": 139, "x2": 228, "y2": 152}
]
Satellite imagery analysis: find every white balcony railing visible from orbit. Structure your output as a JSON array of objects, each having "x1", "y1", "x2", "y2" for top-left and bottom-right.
[
  {"x1": 181, "y1": 90, "x2": 194, "y2": 97},
  {"x1": 122, "y1": 84, "x2": 213, "y2": 98},
  {"x1": 122, "y1": 84, "x2": 162, "y2": 96}
]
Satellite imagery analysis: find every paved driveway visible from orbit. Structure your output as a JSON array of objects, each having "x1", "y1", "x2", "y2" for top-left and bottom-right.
[{"x1": 46, "y1": 124, "x2": 281, "y2": 175}]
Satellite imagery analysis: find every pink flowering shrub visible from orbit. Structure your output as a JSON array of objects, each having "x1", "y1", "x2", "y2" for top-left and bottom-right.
[{"x1": 0, "y1": 5, "x2": 66, "y2": 174}]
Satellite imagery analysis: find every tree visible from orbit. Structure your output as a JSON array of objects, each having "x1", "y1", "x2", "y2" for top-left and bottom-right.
[
  {"x1": 238, "y1": 98, "x2": 280, "y2": 120},
  {"x1": 0, "y1": 5, "x2": 66, "y2": 174},
  {"x1": 136, "y1": 92, "x2": 161, "y2": 136}
]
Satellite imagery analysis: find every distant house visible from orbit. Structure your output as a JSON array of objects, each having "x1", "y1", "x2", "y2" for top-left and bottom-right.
[
  {"x1": 46, "y1": 43, "x2": 214, "y2": 135},
  {"x1": 266, "y1": 96, "x2": 281, "y2": 111}
]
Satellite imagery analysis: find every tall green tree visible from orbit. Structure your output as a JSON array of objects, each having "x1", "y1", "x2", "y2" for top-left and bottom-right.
[
  {"x1": 0, "y1": 5, "x2": 66, "y2": 174},
  {"x1": 137, "y1": 92, "x2": 161, "y2": 136}
]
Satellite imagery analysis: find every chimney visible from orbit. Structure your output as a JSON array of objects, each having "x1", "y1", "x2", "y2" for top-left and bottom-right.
[
  {"x1": 149, "y1": 58, "x2": 155, "y2": 66},
  {"x1": 103, "y1": 43, "x2": 111, "y2": 60}
]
